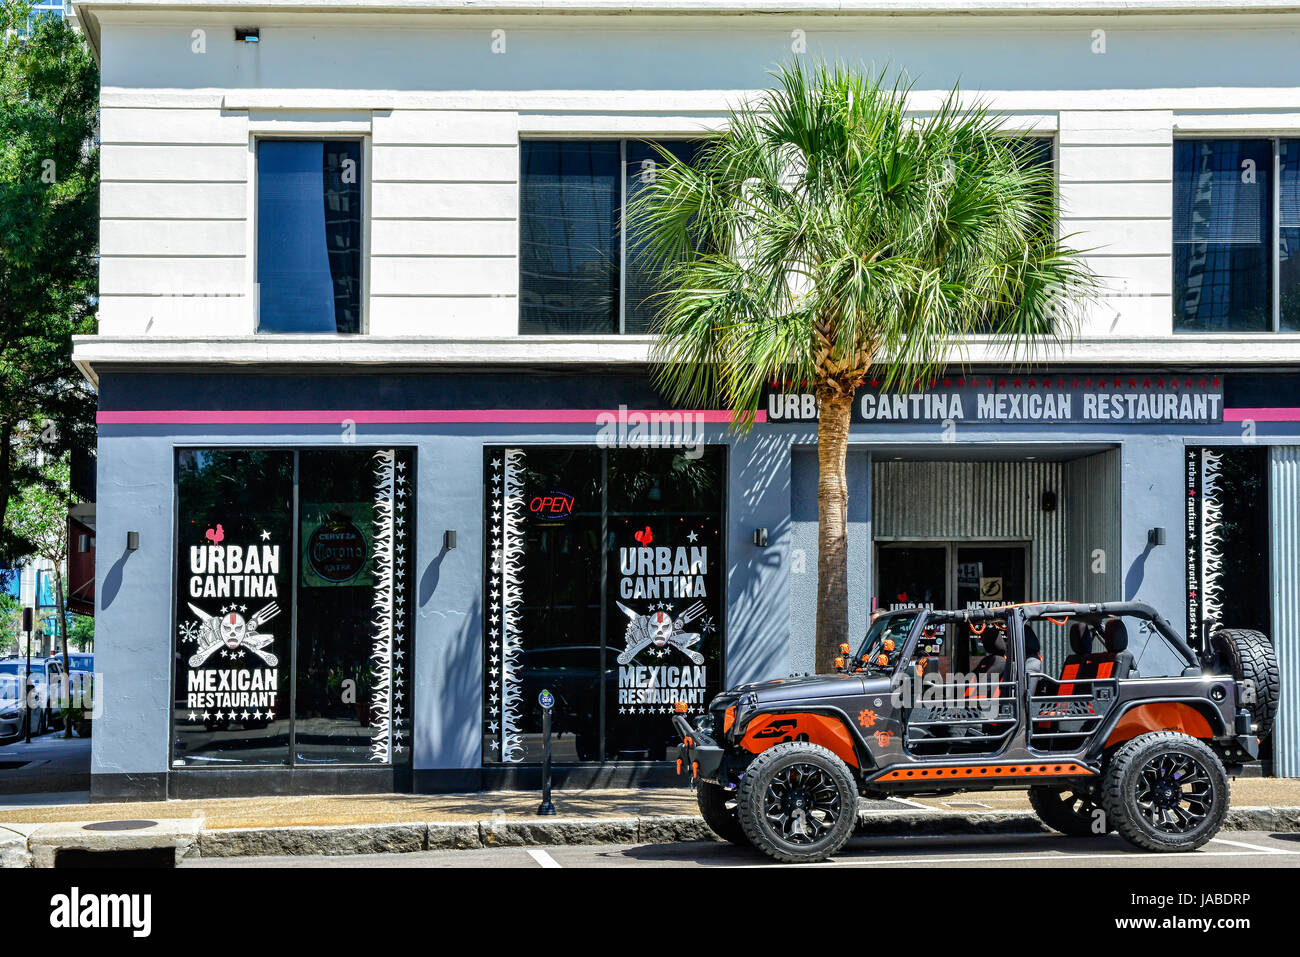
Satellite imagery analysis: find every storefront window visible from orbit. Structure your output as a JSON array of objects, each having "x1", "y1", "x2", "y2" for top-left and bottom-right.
[
  {"x1": 483, "y1": 446, "x2": 725, "y2": 764},
  {"x1": 173, "y1": 448, "x2": 413, "y2": 768},
  {"x1": 1185, "y1": 446, "x2": 1270, "y2": 654}
]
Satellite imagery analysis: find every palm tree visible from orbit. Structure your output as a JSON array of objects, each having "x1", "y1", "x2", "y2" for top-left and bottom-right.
[{"x1": 629, "y1": 62, "x2": 1097, "y2": 670}]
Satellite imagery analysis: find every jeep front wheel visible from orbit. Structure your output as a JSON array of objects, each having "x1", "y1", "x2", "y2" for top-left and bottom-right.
[
  {"x1": 1028, "y1": 786, "x2": 1110, "y2": 837},
  {"x1": 736, "y1": 741, "x2": 857, "y2": 864},
  {"x1": 1102, "y1": 731, "x2": 1229, "y2": 852},
  {"x1": 696, "y1": 780, "x2": 749, "y2": 847}
]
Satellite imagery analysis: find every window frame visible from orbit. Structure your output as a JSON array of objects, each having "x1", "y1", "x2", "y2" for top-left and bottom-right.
[
  {"x1": 517, "y1": 137, "x2": 706, "y2": 336},
  {"x1": 1171, "y1": 134, "x2": 1298, "y2": 335},
  {"x1": 250, "y1": 134, "x2": 372, "y2": 336}
]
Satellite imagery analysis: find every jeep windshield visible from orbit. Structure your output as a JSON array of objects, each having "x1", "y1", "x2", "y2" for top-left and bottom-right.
[{"x1": 854, "y1": 611, "x2": 918, "y2": 675}]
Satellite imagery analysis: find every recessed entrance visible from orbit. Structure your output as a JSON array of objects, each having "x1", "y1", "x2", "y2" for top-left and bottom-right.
[{"x1": 870, "y1": 450, "x2": 1122, "y2": 668}]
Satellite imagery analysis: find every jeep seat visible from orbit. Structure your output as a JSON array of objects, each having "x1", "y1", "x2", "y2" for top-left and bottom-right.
[
  {"x1": 1023, "y1": 624, "x2": 1044, "y2": 674},
  {"x1": 1058, "y1": 620, "x2": 1133, "y2": 695},
  {"x1": 969, "y1": 629, "x2": 1008, "y2": 699}
]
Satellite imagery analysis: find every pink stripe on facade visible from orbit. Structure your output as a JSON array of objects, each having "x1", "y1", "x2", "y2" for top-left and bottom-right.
[
  {"x1": 97, "y1": 408, "x2": 764, "y2": 425},
  {"x1": 1223, "y1": 408, "x2": 1300, "y2": 422}
]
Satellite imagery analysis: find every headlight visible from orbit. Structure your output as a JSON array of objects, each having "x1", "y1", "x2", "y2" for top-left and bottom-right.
[{"x1": 692, "y1": 713, "x2": 716, "y2": 738}]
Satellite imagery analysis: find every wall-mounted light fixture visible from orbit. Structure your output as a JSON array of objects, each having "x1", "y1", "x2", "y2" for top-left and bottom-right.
[
  {"x1": 444, "y1": 530, "x2": 457, "y2": 550},
  {"x1": 753, "y1": 528, "x2": 768, "y2": 547},
  {"x1": 126, "y1": 531, "x2": 140, "y2": 551},
  {"x1": 1040, "y1": 490, "x2": 1057, "y2": 512},
  {"x1": 235, "y1": 27, "x2": 260, "y2": 42},
  {"x1": 1148, "y1": 527, "x2": 1166, "y2": 547}
]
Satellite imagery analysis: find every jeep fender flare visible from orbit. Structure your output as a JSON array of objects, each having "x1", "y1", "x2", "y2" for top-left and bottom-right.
[
  {"x1": 1089, "y1": 698, "x2": 1226, "y2": 758},
  {"x1": 733, "y1": 706, "x2": 875, "y2": 771}
]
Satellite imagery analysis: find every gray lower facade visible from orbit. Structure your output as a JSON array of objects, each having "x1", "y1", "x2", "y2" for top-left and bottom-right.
[{"x1": 88, "y1": 365, "x2": 1300, "y2": 800}]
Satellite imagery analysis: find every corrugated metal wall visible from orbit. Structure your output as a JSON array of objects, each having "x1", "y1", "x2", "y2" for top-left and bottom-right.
[
  {"x1": 872, "y1": 453, "x2": 1120, "y2": 668},
  {"x1": 1270, "y1": 447, "x2": 1300, "y2": 778},
  {"x1": 1065, "y1": 449, "x2": 1123, "y2": 605}
]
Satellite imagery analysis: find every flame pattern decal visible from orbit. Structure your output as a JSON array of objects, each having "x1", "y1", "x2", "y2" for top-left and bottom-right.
[
  {"x1": 369, "y1": 449, "x2": 405, "y2": 763},
  {"x1": 1200, "y1": 448, "x2": 1224, "y2": 634},
  {"x1": 486, "y1": 449, "x2": 526, "y2": 762}
]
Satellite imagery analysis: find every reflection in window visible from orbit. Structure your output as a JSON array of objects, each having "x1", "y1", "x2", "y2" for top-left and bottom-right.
[
  {"x1": 294, "y1": 449, "x2": 414, "y2": 765},
  {"x1": 1280, "y1": 140, "x2": 1300, "y2": 332},
  {"x1": 1174, "y1": 139, "x2": 1272, "y2": 333},
  {"x1": 257, "y1": 140, "x2": 363, "y2": 334},
  {"x1": 519, "y1": 140, "x2": 704, "y2": 335},
  {"x1": 519, "y1": 142, "x2": 621, "y2": 334}
]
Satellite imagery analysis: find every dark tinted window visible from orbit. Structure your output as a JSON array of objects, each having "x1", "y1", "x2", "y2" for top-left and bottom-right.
[
  {"x1": 257, "y1": 140, "x2": 363, "y2": 334},
  {"x1": 519, "y1": 140, "x2": 704, "y2": 335},
  {"x1": 519, "y1": 142, "x2": 621, "y2": 334},
  {"x1": 623, "y1": 140, "x2": 705, "y2": 333},
  {"x1": 1279, "y1": 140, "x2": 1300, "y2": 331},
  {"x1": 1174, "y1": 139, "x2": 1272, "y2": 333}
]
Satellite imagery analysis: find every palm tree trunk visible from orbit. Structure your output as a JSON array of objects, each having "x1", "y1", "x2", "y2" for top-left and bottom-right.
[{"x1": 815, "y1": 391, "x2": 854, "y2": 670}]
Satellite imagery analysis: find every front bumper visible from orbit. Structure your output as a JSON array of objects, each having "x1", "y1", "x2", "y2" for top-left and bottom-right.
[{"x1": 672, "y1": 714, "x2": 727, "y2": 784}]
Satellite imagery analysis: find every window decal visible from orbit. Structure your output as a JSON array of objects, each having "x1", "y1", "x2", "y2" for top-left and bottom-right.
[
  {"x1": 486, "y1": 449, "x2": 527, "y2": 762},
  {"x1": 367, "y1": 449, "x2": 407, "y2": 763}
]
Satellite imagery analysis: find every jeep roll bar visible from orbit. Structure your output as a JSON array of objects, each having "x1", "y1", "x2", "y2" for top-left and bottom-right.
[{"x1": 937, "y1": 601, "x2": 1201, "y2": 670}]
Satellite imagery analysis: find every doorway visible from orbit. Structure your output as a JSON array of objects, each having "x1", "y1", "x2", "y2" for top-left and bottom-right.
[{"x1": 875, "y1": 541, "x2": 1029, "y2": 612}]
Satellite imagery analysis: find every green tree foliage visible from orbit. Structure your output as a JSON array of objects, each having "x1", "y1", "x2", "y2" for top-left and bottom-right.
[
  {"x1": 69, "y1": 613, "x2": 93, "y2": 652},
  {"x1": 6, "y1": 453, "x2": 76, "y2": 731},
  {"x1": 631, "y1": 63, "x2": 1098, "y2": 665},
  {"x1": 0, "y1": 1, "x2": 98, "y2": 565}
]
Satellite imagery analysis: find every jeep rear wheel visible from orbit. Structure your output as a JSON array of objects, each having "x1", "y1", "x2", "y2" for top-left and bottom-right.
[
  {"x1": 1102, "y1": 731, "x2": 1228, "y2": 852},
  {"x1": 696, "y1": 780, "x2": 749, "y2": 847},
  {"x1": 1028, "y1": 786, "x2": 1109, "y2": 837},
  {"x1": 1211, "y1": 628, "x2": 1280, "y2": 739},
  {"x1": 736, "y1": 741, "x2": 857, "y2": 864}
]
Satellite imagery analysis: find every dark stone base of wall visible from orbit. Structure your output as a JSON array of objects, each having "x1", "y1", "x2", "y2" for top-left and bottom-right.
[
  {"x1": 415, "y1": 762, "x2": 679, "y2": 793},
  {"x1": 90, "y1": 772, "x2": 167, "y2": 803}
]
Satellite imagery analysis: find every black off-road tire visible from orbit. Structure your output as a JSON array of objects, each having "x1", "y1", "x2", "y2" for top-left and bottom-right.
[
  {"x1": 1028, "y1": 785, "x2": 1111, "y2": 837},
  {"x1": 696, "y1": 780, "x2": 749, "y2": 847},
  {"x1": 1102, "y1": 731, "x2": 1229, "y2": 852},
  {"x1": 1211, "y1": 628, "x2": 1280, "y2": 739},
  {"x1": 736, "y1": 741, "x2": 858, "y2": 864}
]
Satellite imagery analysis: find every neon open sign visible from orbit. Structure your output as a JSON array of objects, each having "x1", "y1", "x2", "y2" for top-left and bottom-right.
[{"x1": 530, "y1": 491, "x2": 575, "y2": 520}]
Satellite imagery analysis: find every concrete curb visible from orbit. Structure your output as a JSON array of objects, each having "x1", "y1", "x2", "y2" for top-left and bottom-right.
[{"x1": 5, "y1": 805, "x2": 1299, "y2": 864}]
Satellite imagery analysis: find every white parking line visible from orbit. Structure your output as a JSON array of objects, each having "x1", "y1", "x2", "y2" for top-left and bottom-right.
[
  {"x1": 1208, "y1": 836, "x2": 1289, "y2": 854},
  {"x1": 527, "y1": 849, "x2": 562, "y2": 869},
  {"x1": 733, "y1": 847, "x2": 1300, "y2": 868},
  {"x1": 886, "y1": 796, "x2": 932, "y2": 810}
]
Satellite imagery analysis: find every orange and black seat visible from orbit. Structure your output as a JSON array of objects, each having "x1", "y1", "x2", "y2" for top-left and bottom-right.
[{"x1": 1059, "y1": 619, "x2": 1134, "y2": 694}]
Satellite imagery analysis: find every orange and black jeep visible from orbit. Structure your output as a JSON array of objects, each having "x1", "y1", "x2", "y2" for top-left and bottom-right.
[{"x1": 672, "y1": 601, "x2": 1277, "y2": 863}]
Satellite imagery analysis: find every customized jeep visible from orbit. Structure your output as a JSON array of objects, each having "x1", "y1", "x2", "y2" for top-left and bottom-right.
[{"x1": 672, "y1": 601, "x2": 1278, "y2": 863}]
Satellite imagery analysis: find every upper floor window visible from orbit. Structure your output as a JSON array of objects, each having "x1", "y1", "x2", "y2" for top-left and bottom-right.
[
  {"x1": 257, "y1": 140, "x2": 363, "y2": 334},
  {"x1": 519, "y1": 139, "x2": 704, "y2": 335},
  {"x1": 1173, "y1": 138, "x2": 1300, "y2": 333}
]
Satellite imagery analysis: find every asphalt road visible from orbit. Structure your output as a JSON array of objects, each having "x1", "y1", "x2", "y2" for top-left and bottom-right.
[{"x1": 183, "y1": 829, "x2": 1300, "y2": 868}]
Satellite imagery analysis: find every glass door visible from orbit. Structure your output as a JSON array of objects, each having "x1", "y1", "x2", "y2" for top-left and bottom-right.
[
  {"x1": 955, "y1": 545, "x2": 1028, "y2": 609},
  {"x1": 875, "y1": 544, "x2": 948, "y2": 612},
  {"x1": 875, "y1": 542, "x2": 1028, "y2": 612}
]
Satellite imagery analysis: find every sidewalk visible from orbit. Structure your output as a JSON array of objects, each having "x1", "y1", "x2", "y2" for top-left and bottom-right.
[{"x1": 2, "y1": 778, "x2": 1298, "y2": 866}]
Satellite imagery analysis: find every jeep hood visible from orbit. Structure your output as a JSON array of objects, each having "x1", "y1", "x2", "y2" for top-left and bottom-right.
[{"x1": 730, "y1": 672, "x2": 866, "y2": 702}]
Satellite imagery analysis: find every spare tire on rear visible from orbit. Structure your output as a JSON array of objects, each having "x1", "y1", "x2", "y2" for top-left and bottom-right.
[{"x1": 1211, "y1": 628, "x2": 1280, "y2": 738}]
